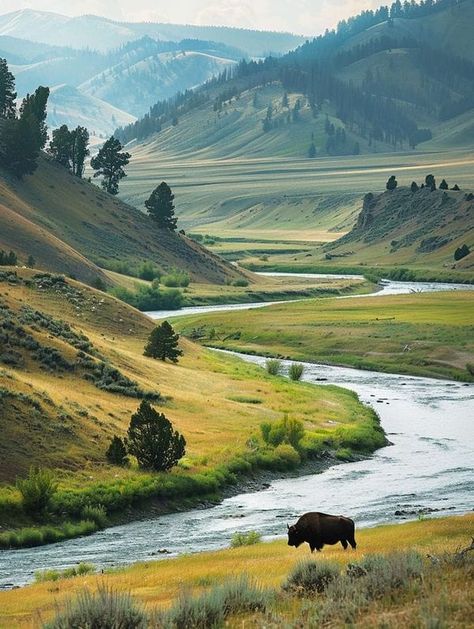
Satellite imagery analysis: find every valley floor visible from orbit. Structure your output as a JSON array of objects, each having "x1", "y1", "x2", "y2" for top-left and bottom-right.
[{"x1": 175, "y1": 291, "x2": 474, "y2": 382}]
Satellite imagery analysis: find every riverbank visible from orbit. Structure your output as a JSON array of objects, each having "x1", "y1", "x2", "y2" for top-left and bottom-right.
[
  {"x1": 1, "y1": 514, "x2": 472, "y2": 628},
  {"x1": 241, "y1": 262, "x2": 474, "y2": 285},
  {"x1": 175, "y1": 290, "x2": 474, "y2": 382},
  {"x1": 0, "y1": 269, "x2": 383, "y2": 550},
  {"x1": 104, "y1": 268, "x2": 371, "y2": 310}
]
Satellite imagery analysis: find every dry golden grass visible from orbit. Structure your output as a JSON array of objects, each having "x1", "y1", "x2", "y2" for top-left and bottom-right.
[
  {"x1": 0, "y1": 269, "x2": 371, "y2": 485},
  {"x1": 0, "y1": 514, "x2": 472, "y2": 628}
]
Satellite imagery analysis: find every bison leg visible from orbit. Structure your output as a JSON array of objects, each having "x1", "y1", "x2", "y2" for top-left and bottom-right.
[
  {"x1": 348, "y1": 536, "x2": 357, "y2": 549},
  {"x1": 341, "y1": 539, "x2": 348, "y2": 550}
]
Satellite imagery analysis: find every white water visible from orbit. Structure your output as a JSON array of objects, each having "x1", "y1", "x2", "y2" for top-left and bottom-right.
[{"x1": 1, "y1": 276, "x2": 473, "y2": 587}]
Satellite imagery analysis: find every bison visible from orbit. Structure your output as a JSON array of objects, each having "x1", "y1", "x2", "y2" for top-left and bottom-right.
[{"x1": 287, "y1": 512, "x2": 356, "y2": 553}]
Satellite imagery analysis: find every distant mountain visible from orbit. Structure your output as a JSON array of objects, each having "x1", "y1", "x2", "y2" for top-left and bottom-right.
[
  {"x1": 47, "y1": 85, "x2": 136, "y2": 142},
  {"x1": 0, "y1": 9, "x2": 305, "y2": 56},
  {"x1": 2, "y1": 34, "x2": 243, "y2": 132},
  {"x1": 79, "y1": 40, "x2": 239, "y2": 118},
  {"x1": 117, "y1": 0, "x2": 474, "y2": 156}
]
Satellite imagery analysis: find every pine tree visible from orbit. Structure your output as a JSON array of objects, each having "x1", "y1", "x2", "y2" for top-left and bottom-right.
[
  {"x1": 144, "y1": 321, "x2": 183, "y2": 362},
  {"x1": 308, "y1": 142, "x2": 316, "y2": 158},
  {"x1": 386, "y1": 175, "x2": 398, "y2": 190},
  {"x1": 0, "y1": 116, "x2": 39, "y2": 178},
  {"x1": 126, "y1": 401, "x2": 186, "y2": 471},
  {"x1": 71, "y1": 126, "x2": 90, "y2": 178},
  {"x1": 19, "y1": 86, "x2": 50, "y2": 150},
  {"x1": 411, "y1": 181, "x2": 419, "y2": 193},
  {"x1": 0, "y1": 58, "x2": 16, "y2": 119},
  {"x1": 48, "y1": 125, "x2": 73, "y2": 168},
  {"x1": 439, "y1": 179, "x2": 448, "y2": 190},
  {"x1": 145, "y1": 182, "x2": 177, "y2": 230},
  {"x1": 425, "y1": 174, "x2": 436, "y2": 190},
  {"x1": 90, "y1": 136, "x2": 130, "y2": 195},
  {"x1": 106, "y1": 436, "x2": 128, "y2": 466}
]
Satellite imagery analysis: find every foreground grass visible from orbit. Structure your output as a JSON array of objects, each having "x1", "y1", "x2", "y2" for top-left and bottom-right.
[
  {"x1": 0, "y1": 269, "x2": 380, "y2": 545},
  {"x1": 1, "y1": 514, "x2": 472, "y2": 628},
  {"x1": 176, "y1": 291, "x2": 474, "y2": 381}
]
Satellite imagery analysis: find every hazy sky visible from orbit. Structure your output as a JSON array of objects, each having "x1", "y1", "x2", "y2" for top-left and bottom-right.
[{"x1": 1, "y1": 1, "x2": 384, "y2": 35}]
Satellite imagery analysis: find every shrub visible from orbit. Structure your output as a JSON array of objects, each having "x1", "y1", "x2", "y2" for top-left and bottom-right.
[
  {"x1": 35, "y1": 562, "x2": 95, "y2": 583},
  {"x1": 260, "y1": 415, "x2": 305, "y2": 449},
  {"x1": 273, "y1": 443, "x2": 301, "y2": 468},
  {"x1": 44, "y1": 586, "x2": 147, "y2": 629},
  {"x1": 106, "y1": 435, "x2": 128, "y2": 466},
  {"x1": 466, "y1": 363, "x2": 474, "y2": 376},
  {"x1": 231, "y1": 530, "x2": 262, "y2": 548},
  {"x1": 358, "y1": 551, "x2": 423, "y2": 599},
  {"x1": 283, "y1": 559, "x2": 340, "y2": 595},
  {"x1": 138, "y1": 261, "x2": 160, "y2": 281},
  {"x1": 166, "y1": 575, "x2": 269, "y2": 628},
  {"x1": 454, "y1": 244, "x2": 470, "y2": 261},
  {"x1": 265, "y1": 358, "x2": 282, "y2": 375},
  {"x1": 92, "y1": 277, "x2": 107, "y2": 291},
  {"x1": 81, "y1": 504, "x2": 108, "y2": 528},
  {"x1": 162, "y1": 269, "x2": 190, "y2": 287},
  {"x1": 16, "y1": 467, "x2": 57, "y2": 515},
  {"x1": 288, "y1": 362, "x2": 305, "y2": 381},
  {"x1": 335, "y1": 447, "x2": 353, "y2": 461},
  {"x1": 0, "y1": 250, "x2": 17, "y2": 266},
  {"x1": 232, "y1": 278, "x2": 249, "y2": 287}
]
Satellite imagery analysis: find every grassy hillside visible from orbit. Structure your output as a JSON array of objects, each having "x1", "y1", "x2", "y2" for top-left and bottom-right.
[
  {"x1": 324, "y1": 186, "x2": 474, "y2": 272},
  {"x1": 175, "y1": 291, "x2": 474, "y2": 381},
  {"x1": 0, "y1": 157, "x2": 244, "y2": 286},
  {"x1": 0, "y1": 268, "x2": 381, "y2": 542},
  {"x1": 1, "y1": 514, "x2": 472, "y2": 628}
]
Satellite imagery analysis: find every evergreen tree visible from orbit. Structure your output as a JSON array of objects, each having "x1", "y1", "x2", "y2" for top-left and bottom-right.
[
  {"x1": 144, "y1": 320, "x2": 183, "y2": 362},
  {"x1": 90, "y1": 136, "x2": 130, "y2": 195},
  {"x1": 0, "y1": 58, "x2": 16, "y2": 119},
  {"x1": 454, "y1": 244, "x2": 470, "y2": 261},
  {"x1": 71, "y1": 126, "x2": 90, "y2": 178},
  {"x1": 451, "y1": 184, "x2": 460, "y2": 191},
  {"x1": 308, "y1": 142, "x2": 316, "y2": 158},
  {"x1": 19, "y1": 86, "x2": 49, "y2": 150},
  {"x1": 425, "y1": 174, "x2": 436, "y2": 190},
  {"x1": 439, "y1": 178, "x2": 448, "y2": 190},
  {"x1": 0, "y1": 116, "x2": 39, "y2": 178},
  {"x1": 282, "y1": 91, "x2": 289, "y2": 108},
  {"x1": 126, "y1": 400, "x2": 186, "y2": 471},
  {"x1": 48, "y1": 125, "x2": 73, "y2": 168},
  {"x1": 106, "y1": 436, "x2": 128, "y2": 466},
  {"x1": 353, "y1": 142, "x2": 360, "y2": 155},
  {"x1": 145, "y1": 182, "x2": 177, "y2": 230},
  {"x1": 410, "y1": 181, "x2": 419, "y2": 193},
  {"x1": 386, "y1": 175, "x2": 398, "y2": 190}
]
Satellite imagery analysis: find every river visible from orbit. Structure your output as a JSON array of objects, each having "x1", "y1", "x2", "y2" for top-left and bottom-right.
[{"x1": 1, "y1": 276, "x2": 473, "y2": 587}]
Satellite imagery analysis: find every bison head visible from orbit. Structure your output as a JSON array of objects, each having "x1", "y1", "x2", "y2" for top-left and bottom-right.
[{"x1": 287, "y1": 523, "x2": 304, "y2": 548}]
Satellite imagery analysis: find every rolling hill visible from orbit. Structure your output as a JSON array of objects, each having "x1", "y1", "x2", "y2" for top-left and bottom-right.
[
  {"x1": 47, "y1": 85, "x2": 136, "y2": 141},
  {"x1": 115, "y1": 0, "x2": 474, "y2": 246},
  {"x1": 324, "y1": 185, "x2": 474, "y2": 272},
  {"x1": 0, "y1": 9, "x2": 305, "y2": 56},
  {"x1": 0, "y1": 157, "x2": 245, "y2": 286},
  {"x1": 2, "y1": 35, "x2": 243, "y2": 133}
]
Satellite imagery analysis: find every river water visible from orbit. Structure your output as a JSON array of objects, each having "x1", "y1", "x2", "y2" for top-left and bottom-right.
[{"x1": 1, "y1": 277, "x2": 473, "y2": 587}]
